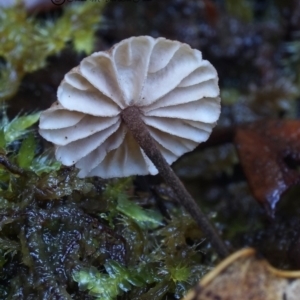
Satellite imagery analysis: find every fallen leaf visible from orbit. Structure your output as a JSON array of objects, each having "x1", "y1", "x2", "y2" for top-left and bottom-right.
[
  {"x1": 234, "y1": 120, "x2": 300, "y2": 216},
  {"x1": 182, "y1": 248, "x2": 300, "y2": 300}
]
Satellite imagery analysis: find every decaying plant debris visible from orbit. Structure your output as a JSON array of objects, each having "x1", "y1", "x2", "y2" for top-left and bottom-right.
[
  {"x1": 183, "y1": 248, "x2": 300, "y2": 300},
  {"x1": 234, "y1": 120, "x2": 300, "y2": 216}
]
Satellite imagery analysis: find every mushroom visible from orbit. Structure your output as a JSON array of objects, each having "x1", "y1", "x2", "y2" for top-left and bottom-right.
[{"x1": 39, "y1": 36, "x2": 228, "y2": 257}]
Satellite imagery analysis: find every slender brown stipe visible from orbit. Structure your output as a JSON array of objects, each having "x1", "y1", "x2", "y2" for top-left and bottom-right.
[{"x1": 121, "y1": 106, "x2": 229, "y2": 258}]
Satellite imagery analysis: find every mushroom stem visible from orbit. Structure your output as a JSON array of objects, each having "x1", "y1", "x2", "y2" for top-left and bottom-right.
[{"x1": 121, "y1": 106, "x2": 229, "y2": 258}]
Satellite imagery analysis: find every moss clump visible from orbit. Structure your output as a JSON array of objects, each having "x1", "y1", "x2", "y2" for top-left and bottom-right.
[
  {"x1": 0, "y1": 110, "x2": 210, "y2": 299},
  {"x1": 0, "y1": 2, "x2": 105, "y2": 101}
]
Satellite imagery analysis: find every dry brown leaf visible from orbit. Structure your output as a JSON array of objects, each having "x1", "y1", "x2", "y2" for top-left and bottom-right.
[
  {"x1": 234, "y1": 120, "x2": 300, "y2": 216},
  {"x1": 182, "y1": 248, "x2": 300, "y2": 300}
]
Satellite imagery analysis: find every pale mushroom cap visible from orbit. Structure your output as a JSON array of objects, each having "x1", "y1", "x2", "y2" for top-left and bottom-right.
[{"x1": 39, "y1": 36, "x2": 221, "y2": 178}]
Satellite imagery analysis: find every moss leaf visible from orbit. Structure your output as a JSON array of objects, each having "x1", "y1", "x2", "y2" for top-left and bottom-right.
[
  {"x1": 73, "y1": 261, "x2": 146, "y2": 300},
  {"x1": 17, "y1": 133, "x2": 35, "y2": 169},
  {"x1": 5, "y1": 112, "x2": 40, "y2": 143},
  {"x1": 0, "y1": 129, "x2": 6, "y2": 149},
  {"x1": 31, "y1": 154, "x2": 61, "y2": 175},
  {"x1": 117, "y1": 196, "x2": 163, "y2": 230}
]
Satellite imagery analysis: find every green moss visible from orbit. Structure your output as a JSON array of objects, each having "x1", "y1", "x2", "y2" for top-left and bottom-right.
[
  {"x1": 0, "y1": 109, "x2": 209, "y2": 299},
  {"x1": 2, "y1": 112, "x2": 40, "y2": 144},
  {"x1": 73, "y1": 262, "x2": 146, "y2": 300},
  {"x1": 0, "y1": 2, "x2": 105, "y2": 101}
]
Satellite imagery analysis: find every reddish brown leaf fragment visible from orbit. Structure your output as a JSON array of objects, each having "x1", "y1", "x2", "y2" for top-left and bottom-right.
[{"x1": 234, "y1": 120, "x2": 300, "y2": 215}]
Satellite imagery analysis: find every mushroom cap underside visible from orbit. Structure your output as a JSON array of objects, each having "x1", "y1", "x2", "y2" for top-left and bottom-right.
[{"x1": 39, "y1": 36, "x2": 221, "y2": 178}]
